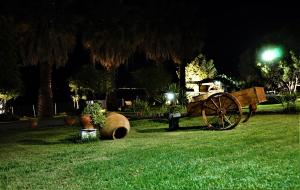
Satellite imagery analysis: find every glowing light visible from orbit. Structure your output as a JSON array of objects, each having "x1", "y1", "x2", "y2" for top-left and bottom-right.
[
  {"x1": 166, "y1": 93, "x2": 175, "y2": 101},
  {"x1": 260, "y1": 47, "x2": 283, "y2": 62},
  {"x1": 164, "y1": 92, "x2": 178, "y2": 105},
  {"x1": 193, "y1": 85, "x2": 199, "y2": 93},
  {"x1": 190, "y1": 74, "x2": 200, "y2": 81},
  {"x1": 214, "y1": 81, "x2": 221, "y2": 86},
  {"x1": 0, "y1": 103, "x2": 3, "y2": 114}
]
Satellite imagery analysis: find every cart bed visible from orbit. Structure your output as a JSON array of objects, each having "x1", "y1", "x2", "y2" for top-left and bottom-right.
[{"x1": 230, "y1": 87, "x2": 267, "y2": 107}]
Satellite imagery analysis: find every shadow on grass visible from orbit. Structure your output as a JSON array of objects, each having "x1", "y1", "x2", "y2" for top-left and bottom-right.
[
  {"x1": 18, "y1": 135, "x2": 99, "y2": 145},
  {"x1": 178, "y1": 125, "x2": 211, "y2": 131},
  {"x1": 18, "y1": 139, "x2": 63, "y2": 145},
  {"x1": 150, "y1": 116, "x2": 196, "y2": 123},
  {"x1": 136, "y1": 128, "x2": 167, "y2": 133},
  {"x1": 150, "y1": 118, "x2": 168, "y2": 124},
  {"x1": 136, "y1": 125, "x2": 210, "y2": 133}
]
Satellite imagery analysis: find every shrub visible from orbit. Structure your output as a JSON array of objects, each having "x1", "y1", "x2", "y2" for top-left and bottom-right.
[
  {"x1": 278, "y1": 92, "x2": 297, "y2": 112},
  {"x1": 132, "y1": 99, "x2": 150, "y2": 113},
  {"x1": 82, "y1": 102, "x2": 106, "y2": 127},
  {"x1": 0, "y1": 113, "x2": 20, "y2": 122}
]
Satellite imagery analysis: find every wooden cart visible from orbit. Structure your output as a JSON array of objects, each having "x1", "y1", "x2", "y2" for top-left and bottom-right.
[{"x1": 187, "y1": 87, "x2": 267, "y2": 130}]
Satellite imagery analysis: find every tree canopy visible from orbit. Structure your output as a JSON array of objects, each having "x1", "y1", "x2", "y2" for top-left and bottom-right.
[
  {"x1": 257, "y1": 51, "x2": 300, "y2": 94},
  {"x1": 131, "y1": 63, "x2": 173, "y2": 97},
  {"x1": 2, "y1": 0, "x2": 206, "y2": 68},
  {"x1": 1, "y1": 0, "x2": 207, "y2": 117},
  {"x1": 0, "y1": 17, "x2": 21, "y2": 90},
  {"x1": 69, "y1": 65, "x2": 115, "y2": 98},
  {"x1": 185, "y1": 54, "x2": 217, "y2": 83},
  {"x1": 0, "y1": 17, "x2": 23, "y2": 112}
]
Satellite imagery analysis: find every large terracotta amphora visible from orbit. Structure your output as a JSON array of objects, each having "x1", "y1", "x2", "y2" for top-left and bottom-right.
[{"x1": 100, "y1": 112, "x2": 130, "y2": 139}]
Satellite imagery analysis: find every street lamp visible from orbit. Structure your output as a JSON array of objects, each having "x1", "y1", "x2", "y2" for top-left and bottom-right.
[
  {"x1": 164, "y1": 92, "x2": 178, "y2": 105},
  {"x1": 259, "y1": 46, "x2": 283, "y2": 62},
  {"x1": 164, "y1": 92, "x2": 180, "y2": 130},
  {"x1": 258, "y1": 46, "x2": 283, "y2": 95}
]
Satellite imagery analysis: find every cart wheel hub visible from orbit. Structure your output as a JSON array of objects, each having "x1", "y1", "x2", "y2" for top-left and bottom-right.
[{"x1": 218, "y1": 108, "x2": 226, "y2": 115}]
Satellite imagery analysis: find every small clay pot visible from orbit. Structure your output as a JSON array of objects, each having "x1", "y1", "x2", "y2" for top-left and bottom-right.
[
  {"x1": 80, "y1": 114, "x2": 94, "y2": 129},
  {"x1": 29, "y1": 118, "x2": 38, "y2": 129},
  {"x1": 65, "y1": 116, "x2": 77, "y2": 126}
]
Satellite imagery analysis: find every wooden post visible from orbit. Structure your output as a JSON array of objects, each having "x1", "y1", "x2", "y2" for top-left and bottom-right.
[
  {"x1": 54, "y1": 102, "x2": 57, "y2": 115},
  {"x1": 76, "y1": 100, "x2": 79, "y2": 110},
  {"x1": 32, "y1": 105, "x2": 36, "y2": 118}
]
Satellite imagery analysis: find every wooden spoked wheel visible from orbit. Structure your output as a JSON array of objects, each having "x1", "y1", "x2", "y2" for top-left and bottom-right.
[{"x1": 202, "y1": 93, "x2": 242, "y2": 130}]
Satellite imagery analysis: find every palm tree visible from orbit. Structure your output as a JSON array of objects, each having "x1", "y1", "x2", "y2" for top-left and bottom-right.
[
  {"x1": 81, "y1": 1, "x2": 206, "y2": 86},
  {"x1": 0, "y1": 16, "x2": 23, "y2": 112},
  {"x1": 2, "y1": 1, "x2": 206, "y2": 116},
  {"x1": 17, "y1": 1, "x2": 76, "y2": 117}
]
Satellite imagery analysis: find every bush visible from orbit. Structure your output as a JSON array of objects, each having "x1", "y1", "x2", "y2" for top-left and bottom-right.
[
  {"x1": 279, "y1": 92, "x2": 297, "y2": 112},
  {"x1": 265, "y1": 94, "x2": 282, "y2": 104},
  {"x1": 130, "y1": 99, "x2": 188, "y2": 118},
  {"x1": 0, "y1": 113, "x2": 20, "y2": 122},
  {"x1": 159, "y1": 104, "x2": 169, "y2": 116},
  {"x1": 82, "y1": 102, "x2": 106, "y2": 127},
  {"x1": 132, "y1": 99, "x2": 150, "y2": 114}
]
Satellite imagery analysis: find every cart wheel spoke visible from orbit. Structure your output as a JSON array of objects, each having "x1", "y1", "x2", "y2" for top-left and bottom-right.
[
  {"x1": 221, "y1": 116, "x2": 225, "y2": 128},
  {"x1": 202, "y1": 93, "x2": 242, "y2": 130},
  {"x1": 224, "y1": 115, "x2": 233, "y2": 126},
  {"x1": 210, "y1": 98, "x2": 219, "y2": 109},
  {"x1": 207, "y1": 115, "x2": 219, "y2": 126},
  {"x1": 203, "y1": 104, "x2": 217, "y2": 111},
  {"x1": 227, "y1": 109, "x2": 240, "y2": 114},
  {"x1": 226, "y1": 104, "x2": 238, "y2": 110}
]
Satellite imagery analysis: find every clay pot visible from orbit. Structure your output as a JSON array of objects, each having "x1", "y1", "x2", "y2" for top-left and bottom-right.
[
  {"x1": 65, "y1": 116, "x2": 77, "y2": 126},
  {"x1": 136, "y1": 112, "x2": 142, "y2": 118},
  {"x1": 80, "y1": 114, "x2": 94, "y2": 129},
  {"x1": 100, "y1": 112, "x2": 130, "y2": 140},
  {"x1": 29, "y1": 118, "x2": 38, "y2": 129}
]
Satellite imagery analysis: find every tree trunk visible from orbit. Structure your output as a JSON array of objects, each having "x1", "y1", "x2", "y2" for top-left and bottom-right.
[
  {"x1": 179, "y1": 62, "x2": 188, "y2": 105},
  {"x1": 179, "y1": 62, "x2": 187, "y2": 90},
  {"x1": 294, "y1": 77, "x2": 299, "y2": 93},
  {"x1": 38, "y1": 63, "x2": 54, "y2": 118}
]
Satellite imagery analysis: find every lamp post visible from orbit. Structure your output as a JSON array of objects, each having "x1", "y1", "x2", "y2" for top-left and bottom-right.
[
  {"x1": 258, "y1": 46, "x2": 284, "y2": 95},
  {"x1": 164, "y1": 92, "x2": 180, "y2": 130}
]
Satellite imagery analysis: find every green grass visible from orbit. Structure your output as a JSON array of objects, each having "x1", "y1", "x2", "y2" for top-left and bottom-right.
[
  {"x1": 256, "y1": 100, "x2": 300, "y2": 113},
  {"x1": 0, "y1": 114, "x2": 299, "y2": 189},
  {"x1": 257, "y1": 103, "x2": 287, "y2": 112}
]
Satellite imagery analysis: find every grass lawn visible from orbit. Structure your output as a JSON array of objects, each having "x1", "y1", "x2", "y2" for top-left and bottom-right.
[
  {"x1": 256, "y1": 100, "x2": 300, "y2": 113},
  {"x1": 0, "y1": 114, "x2": 299, "y2": 189}
]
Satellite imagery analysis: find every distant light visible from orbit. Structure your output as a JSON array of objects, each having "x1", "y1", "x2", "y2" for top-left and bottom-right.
[
  {"x1": 166, "y1": 92, "x2": 175, "y2": 101},
  {"x1": 164, "y1": 92, "x2": 178, "y2": 105},
  {"x1": 86, "y1": 100, "x2": 94, "y2": 105},
  {"x1": 214, "y1": 81, "x2": 221, "y2": 86},
  {"x1": 260, "y1": 47, "x2": 283, "y2": 62},
  {"x1": 0, "y1": 102, "x2": 3, "y2": 114}
]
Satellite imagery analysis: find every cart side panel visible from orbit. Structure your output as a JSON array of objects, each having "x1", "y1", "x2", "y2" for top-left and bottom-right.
[
  {"x1": 230, "y1": 87, "x2": 267, "y2": 107},
  {"x1": 187, "y1": 101, "x2": 203, "y2": 116},
  {"x1": 254, "y1": 87, "x2": 267, "y2": 103}
]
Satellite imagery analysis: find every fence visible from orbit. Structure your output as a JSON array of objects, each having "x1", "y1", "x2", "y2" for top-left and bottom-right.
[
  {"x1": 8, "y1": 101, "x2": 74, "y2": 117},
  {"x1": 7, "y1": 100, "x2": 108, "y2": 117}
]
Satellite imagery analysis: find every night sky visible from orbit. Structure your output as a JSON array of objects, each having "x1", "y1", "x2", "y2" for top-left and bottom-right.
[
  {"x1": 3, "y1": 1, "x2": 299, "y2": 75},
  {"x1": 2, "y1": 1, "x2": 300, "y2": 103},
  {"x1": 201, "y1": 3, "x2": 300, "y2": 76}
]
